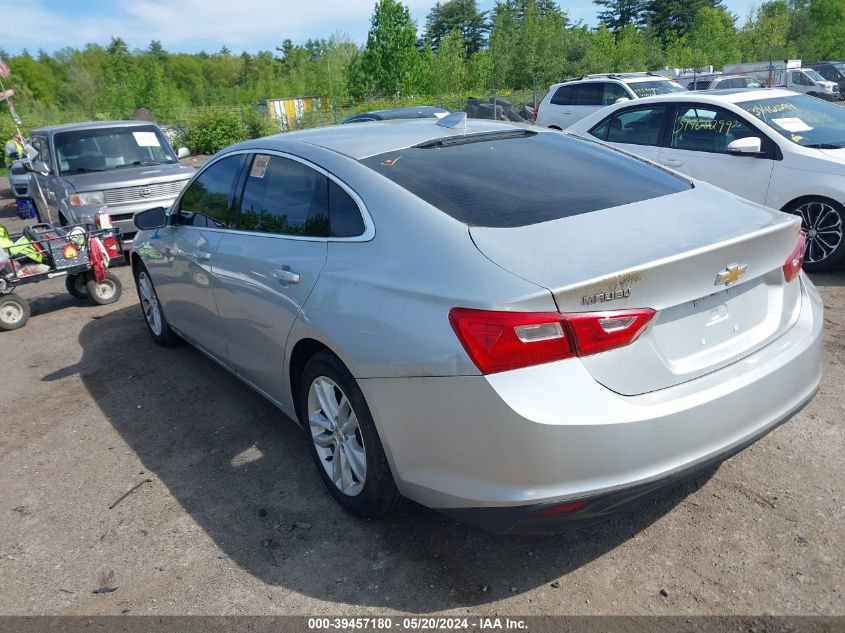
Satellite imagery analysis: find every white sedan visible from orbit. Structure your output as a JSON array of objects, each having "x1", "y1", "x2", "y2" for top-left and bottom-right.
[{"x1": 566, "y1": 88, "x2": 845, "y2": 271}]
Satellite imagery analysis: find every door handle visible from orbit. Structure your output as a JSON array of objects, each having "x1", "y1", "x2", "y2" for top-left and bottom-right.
[
  {"x1": 196, "y1": 251, "x2": 212, "y2": 262},
  {"x1": 660, "y1": 158, "x2": 684, "y2": 167},
  {"x1": 273, "y1": 266, "x2": 300, "y2": 285}
]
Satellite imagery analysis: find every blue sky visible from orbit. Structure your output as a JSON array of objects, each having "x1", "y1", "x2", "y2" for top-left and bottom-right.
[{"x1": 1, "y1": 0, "x2": 759, "y2": 55}]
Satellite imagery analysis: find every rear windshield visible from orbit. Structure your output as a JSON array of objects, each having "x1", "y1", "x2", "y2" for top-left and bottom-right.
[{"x1": 359, "y1": 131, "x2": 691, "y2": 228}]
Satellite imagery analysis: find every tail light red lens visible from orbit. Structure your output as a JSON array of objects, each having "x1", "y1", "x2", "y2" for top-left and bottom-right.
[
  {"x1": 783, "y1": 232, "x2": 807, "y2": 283},
  {"x1": 565, "y1": 309, "x2": 656, "y2": 357},
  {"x1": 448, "y1": 309, "x2": 574, "y2": 374},
  {"x1": 449, "y1": 307, "x2": 656, "y2": 374}
]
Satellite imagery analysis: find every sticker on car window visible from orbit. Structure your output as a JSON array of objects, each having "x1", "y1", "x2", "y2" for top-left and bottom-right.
[
  {"x1": 250, "y1": 154, "x2": 270, "y2": 178},
  {"x1": 132, "y1": 131, "x2": 161, "y2": 147},
  {"x1": 380, "y1": 155, "x2": 402, "y2": 166},
  {"x1": 771, "y1": 117, "x2": 813, "y2": 133}
]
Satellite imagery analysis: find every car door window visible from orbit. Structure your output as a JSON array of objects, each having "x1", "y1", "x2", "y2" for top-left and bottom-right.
[
  {"x1": 574, "y1": 83, "x2": 603, "y2": 106},
  {"x1": 591, "y1": 106, "x2": 667, "y2": 146},
  {"x1": 602, "y1": 83, "x2": 629, "y2": 105},
  {"x1": 670, "y1": 105, "x2": 759, "y2": 154},
  {"x1": 239, "y1": 154, "x2": 330, "y2": 237},
  {"x1": 550, "y1": 85, "x2": 576, "y2": 105},
  {"x1": 30, "y1": 136, "x2": 52, "y2": 170},
  {"x1": 178, "y1": 154, "x2": 245, "y2": 228}
]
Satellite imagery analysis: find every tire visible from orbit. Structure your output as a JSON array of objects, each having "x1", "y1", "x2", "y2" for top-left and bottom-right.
[
  {"x1": 299, "y1": 350, "x2": 401, "y2": 518},
  {"x1": 133, "y1": 264, "x2": 179, "y2": 346},
  {"x1": 0, "y1": 295, "x2": 30, "y2": 331},
  {"x1": 65, "y1": 273, "x2": 88, "y2": 299},
  {"x1": 86, "y1": 271, "x2": 123, "y2": 305},
  {"x1": 784, "y1": 197, "x2": 845, "y2": 272}
]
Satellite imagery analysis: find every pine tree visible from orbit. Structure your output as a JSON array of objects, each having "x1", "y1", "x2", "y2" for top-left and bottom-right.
[{"x1": 593, "y1": 0, "x2": 646, "y2": 31}]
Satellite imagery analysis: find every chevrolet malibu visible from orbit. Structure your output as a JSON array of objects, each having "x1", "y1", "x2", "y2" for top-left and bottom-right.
[{"x1": 130, "y1": 115, "x2": 822, "y2": 534}]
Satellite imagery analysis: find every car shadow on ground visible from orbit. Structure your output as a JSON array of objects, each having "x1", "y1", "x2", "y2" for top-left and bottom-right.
[
  {"x1": 809, "y1": 269, "x2": 845, "y2": 288},
  {"x1": 61, "y1": 303, "x2": 716, "y2": 611}
]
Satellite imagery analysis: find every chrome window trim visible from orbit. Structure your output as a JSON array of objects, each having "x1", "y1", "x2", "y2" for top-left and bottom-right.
[{"x1": 171, "y1": 148, "x2": 375, "y2": 243}]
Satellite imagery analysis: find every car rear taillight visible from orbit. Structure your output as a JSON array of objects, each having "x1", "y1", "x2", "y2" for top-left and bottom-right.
[
  {"x1": 783, "y1": 232, "x2": 807, "y2": 282},
  {"x1": 102, "y1": 235, "x2": 121, "y2": 258},
  {"x1": 565, "y1": 309, "x2": 656, "y2": 357},
  {"x1": 449, "y1": 307, "x2": 656, "y2": 374},
  {"x1": 533, "y1": 92, "x2": 548, "y2": 123},
  {"x1": 448, "y1": 309, "x2": 575, "y2": 374}
]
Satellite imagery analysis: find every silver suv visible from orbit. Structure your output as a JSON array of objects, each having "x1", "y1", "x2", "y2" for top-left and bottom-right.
[
  {"x1": 535, "y1": 73, "x2": 686, "y2": 129},
  {"x1": 26, "y1": 121, "x2": 195, "y2": 244}
]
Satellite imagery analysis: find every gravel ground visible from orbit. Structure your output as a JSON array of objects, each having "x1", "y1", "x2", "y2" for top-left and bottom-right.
[{"x1": 0, "y1": 179, "x2": 842, "y2": 617}]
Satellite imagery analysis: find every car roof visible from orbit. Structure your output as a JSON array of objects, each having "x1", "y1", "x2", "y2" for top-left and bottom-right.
[
  {"x1": 227, "y1": 118, "x2": 533, "y2": 160},
  {"x1": 634, "y1": 87, "x2": 797, "y2": 103},
  {"x1": 32, "y1": 120, "x2": 158, "y2": 135},
  {"x1": 549, "y1": 74, "x2": 675, "y2": 90}
]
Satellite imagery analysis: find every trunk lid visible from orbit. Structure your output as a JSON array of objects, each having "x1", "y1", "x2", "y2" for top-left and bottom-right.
[{"x1": 470, "y1": 187, "x2": 803, "y2": 395}]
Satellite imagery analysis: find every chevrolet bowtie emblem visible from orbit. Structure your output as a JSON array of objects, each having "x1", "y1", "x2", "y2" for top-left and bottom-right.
[{"x1": 715, "y1": 263, "x2": 747, "y2": 286}]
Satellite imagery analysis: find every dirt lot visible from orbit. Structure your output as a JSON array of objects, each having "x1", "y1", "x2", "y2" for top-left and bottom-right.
[{"x1": 0, "y1": 181, "x2": 842, "y2": 617}]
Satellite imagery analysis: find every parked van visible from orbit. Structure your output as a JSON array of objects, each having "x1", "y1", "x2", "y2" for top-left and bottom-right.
[
  {"x1": 809, "y1": 61, "x2": 845, "y2": 99},
  {"x1": 26, "y1": 121, "x2": 194, "y2": 245}
]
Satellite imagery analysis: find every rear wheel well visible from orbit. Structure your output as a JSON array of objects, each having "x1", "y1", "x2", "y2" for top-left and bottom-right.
[{"x1": 289, "y1": 338, "x2": 331, "y2": 423}]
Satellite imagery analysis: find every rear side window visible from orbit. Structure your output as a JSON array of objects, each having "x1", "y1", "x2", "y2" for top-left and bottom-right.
[
  {"x1": 574, "y1": 83, "x2": 603, "y2": 106},
  {"x1": 360, "y1": 132, "x2": 690, "y2": 228},
  {"x1": 328, "y1": 181, "x2": 366, "y2": 237},
  {"x1": 239, "y1": 154, "x2": 329, "y2": 237},
  {"x1": 179, "y1": 154, "x2": 245, "y2": 228},
  {"x1": 550, "y1": 85, "x2": 576, "y2": 105}
]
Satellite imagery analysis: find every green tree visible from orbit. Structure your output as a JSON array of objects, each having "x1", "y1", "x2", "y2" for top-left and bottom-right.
[
  {"x1": 644, "y1": 0, "x2": 724, "y2": 37},
  {"x1": 360, "y1": 0, "x2": 420, "y2": 95},
  {"x1": 594, "y1": 0, "x2": 646, "y2": 31},
  {"x1": 427, "y1": 30, "x2": 468, "y2": 94},
  {"x1": 424, "y1": 0, "x2": 489, "y2": 54},
  {"x1": 686, "y1": 6, "x2": 740, "y2": 68},
  {"x1": 97, "y1": 37, "x2": 136, "y2": 115}
]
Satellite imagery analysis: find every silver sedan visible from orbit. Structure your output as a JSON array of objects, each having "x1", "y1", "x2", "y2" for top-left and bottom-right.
[{"x1": 130, "y1": 115, "x2": 822, "y2": 533}]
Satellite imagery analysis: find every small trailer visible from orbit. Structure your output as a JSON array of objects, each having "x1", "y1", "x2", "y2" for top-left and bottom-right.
[{"x1": 0, "y1": 223, "x2": 125, "y2": 331}]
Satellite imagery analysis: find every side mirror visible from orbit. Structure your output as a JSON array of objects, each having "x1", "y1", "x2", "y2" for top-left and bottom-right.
[
  {"x1": 24, "y1": 160, "x2": 50, "y2": 176},
  {"x1": 727, "y1": 137, "x2": 763, "y2": 156},
  {"x1": 615, "y1": 97, "x2": 631, "y2": 104},
  {"x1": 134, "y1": 207, "x2": 168, "y2": 230},
  {"x1": 177, "y1": 147, "x2": 190, "y2": 159}
]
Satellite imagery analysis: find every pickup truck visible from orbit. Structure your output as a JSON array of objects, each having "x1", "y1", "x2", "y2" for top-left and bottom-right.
[{"x1": 25, "y1": 120, "x2": 195, "y2": 244}]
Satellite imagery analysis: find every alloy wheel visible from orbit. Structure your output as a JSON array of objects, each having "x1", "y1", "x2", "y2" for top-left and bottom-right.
[
  {"x1": 794, "y1": 200, "x2": 843, "y2": 264},
  {"x1": 138, "y1": 272, "x2": 162, "y2": 336},
  {"x1": 307, "y1": 376, "x2": 367, "y2": 496}
]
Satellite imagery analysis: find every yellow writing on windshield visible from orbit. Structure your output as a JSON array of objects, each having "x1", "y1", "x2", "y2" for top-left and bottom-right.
[{"x1": 746, "y1": 102, "x2": 798, "y2": 117}]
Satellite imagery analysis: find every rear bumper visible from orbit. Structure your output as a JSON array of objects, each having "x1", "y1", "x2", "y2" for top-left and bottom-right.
[{"x1": 359, "y1": 276, "x2": 823, "y2": 533}]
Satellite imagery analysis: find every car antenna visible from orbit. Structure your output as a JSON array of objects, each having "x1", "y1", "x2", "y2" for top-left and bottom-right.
[{"x1": 436, "y1": 111, "x2": 467, "y2": 132}]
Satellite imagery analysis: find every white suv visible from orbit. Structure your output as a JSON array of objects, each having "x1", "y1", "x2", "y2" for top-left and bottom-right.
[{"x1": 535, "y1": 73, "x2": 686, "y2": 128}]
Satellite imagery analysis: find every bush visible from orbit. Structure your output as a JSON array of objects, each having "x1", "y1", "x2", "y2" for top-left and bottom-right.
[
  {"x1": 183, "y1": 110, "x2": 248, "y2": 154},
  {"x1": 182, "y1": 108, "x2": 278, "y2": 154}
]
